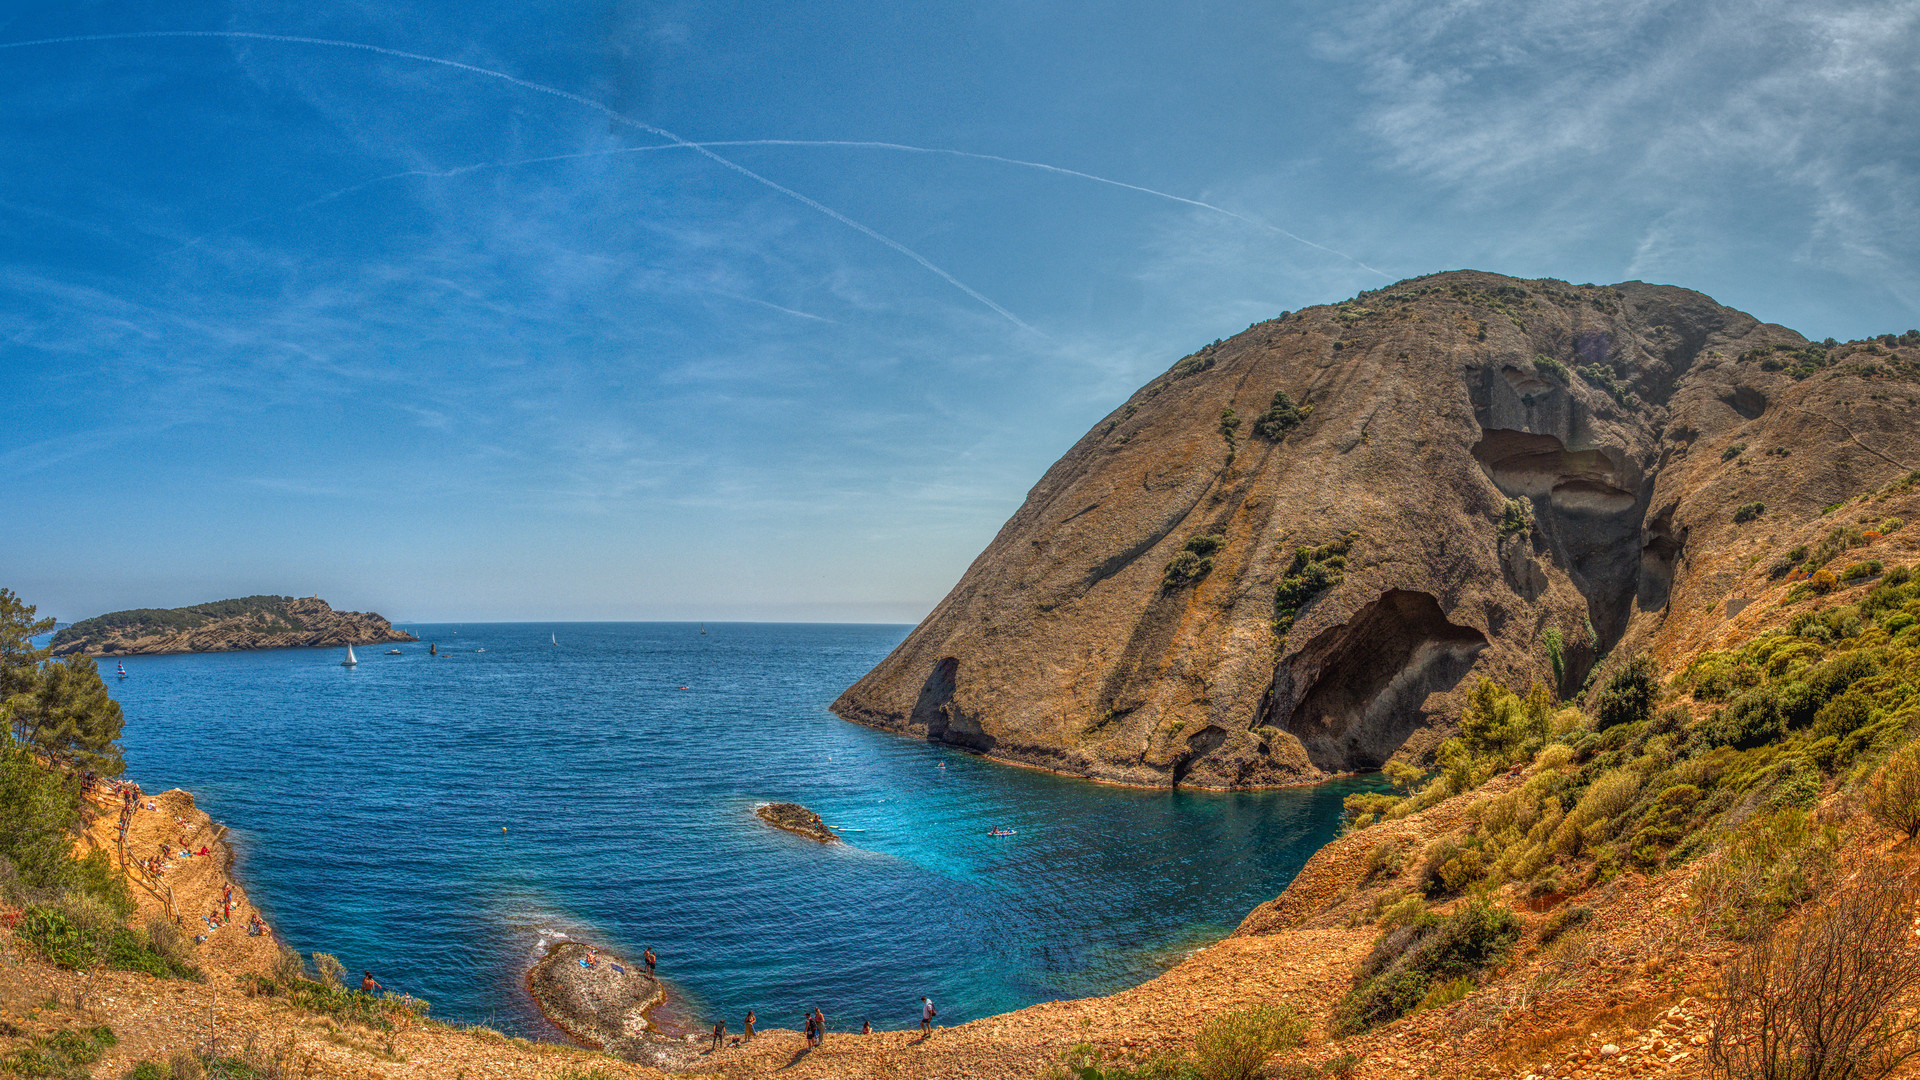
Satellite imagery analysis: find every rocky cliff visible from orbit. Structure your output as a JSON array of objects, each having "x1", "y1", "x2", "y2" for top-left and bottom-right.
[
  {"x1": 833, "y1": 270, "x2": 1920, "y2": 788},
  {"x1": 51, "y1": 595, "x2": 415, "y2": 656}
]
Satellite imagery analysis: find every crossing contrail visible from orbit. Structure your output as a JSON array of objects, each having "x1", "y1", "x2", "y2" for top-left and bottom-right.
[
  {"x1": 201, "y1": 137, "x2": 1389, "y2": 280},
  {"x1": 693, "y1": 140, "x2": 1389, "y2": 278},
  {"x1": 0, "y1": 30, "x2": 1038, "y2": 333}
]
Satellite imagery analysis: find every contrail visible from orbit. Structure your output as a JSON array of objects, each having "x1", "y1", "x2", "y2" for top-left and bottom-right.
[
  {"x1": 210, "y1": 137, "x2": 1389, "y2": 280},
  {"x1": 0, "y1": 30, "x2": 1037, "y2": 333},
  {"x1": 694, "y1": 140, "x2": 1389, "y2": 278}
]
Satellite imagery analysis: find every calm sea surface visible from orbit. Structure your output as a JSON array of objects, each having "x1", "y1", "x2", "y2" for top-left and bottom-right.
[{"x1": 103, "y1": 623, "x2": 1373, "y2": 1035}]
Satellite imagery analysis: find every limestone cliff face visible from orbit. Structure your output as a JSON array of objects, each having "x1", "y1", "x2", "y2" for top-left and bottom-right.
[
  {"x1": 51, "y1": 595, "x2": 416, "y2": 656},
  {"x1": 833, "y1": 271, "x2": 1920, "y2": 788}
]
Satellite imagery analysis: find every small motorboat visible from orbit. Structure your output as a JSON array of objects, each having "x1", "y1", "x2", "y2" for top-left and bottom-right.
[
  {"x1": 475, "y1": 648, "x2": 486, "y2": 653},
  {"x1": 385, "y1": 649, "x2": 402, "y2": 655},
  {"x1": 987, "y1": 827, "x2": 1017, "y2": 837}
]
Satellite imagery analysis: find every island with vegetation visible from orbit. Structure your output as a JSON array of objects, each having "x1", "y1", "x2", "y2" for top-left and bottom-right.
[{"x1": 50, "y1": 594, "x2": 415, "y2": 656}]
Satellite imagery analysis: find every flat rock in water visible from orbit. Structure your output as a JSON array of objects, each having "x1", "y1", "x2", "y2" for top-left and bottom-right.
[
  {"x1": 755, "y1": 802, "x2": 840, "y2": 843},
  {"x1": 527, "y1": 942, "x2": 685, "y2": 1068}
]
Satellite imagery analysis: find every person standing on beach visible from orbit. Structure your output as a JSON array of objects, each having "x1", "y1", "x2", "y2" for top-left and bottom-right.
[
  {"x1": 362, "y1": 971, "x2": 382, "y2": 995},
  {"x1": 644, "y1": 947, "x2": 656, "y2": 977},
  {"x1": 812, "y1": 1006, "x2": 826, "y2": 1044},
  {"x1": 710, "y1": 1021, "x2": 725, "y2": 1052},
  {"x1": 803, "y1": 1011, "x2": 816, "y2": 1045},
  {"x1": 743, "y1": 1010, "x2": 755, "y2": 1040},
  {"x1": 920, "y1": 996, "x2": 935, "y2": 1035}
]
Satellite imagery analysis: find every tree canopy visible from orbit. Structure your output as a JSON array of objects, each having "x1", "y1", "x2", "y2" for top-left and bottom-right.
[{"x1": 0, "y1": 589, "x2": 123, "y2": 775}]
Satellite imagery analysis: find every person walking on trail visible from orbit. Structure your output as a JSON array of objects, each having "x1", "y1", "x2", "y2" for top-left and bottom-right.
[
  {"x1": 362, "y1": 971, "x2": 382, "y2": 995},
  {"x1": 644, "y1": 947, "x2": 656, "y2": 977},
  {"x1": 710, "y1": 1021, "x2": 725, "y2": 1052},
  {"x1": 921, "y1": 996, "x2": 936, "y2": 1035},
  {"x1": 743, "y1": 1010, "x2": 755, "y2": 1040}
]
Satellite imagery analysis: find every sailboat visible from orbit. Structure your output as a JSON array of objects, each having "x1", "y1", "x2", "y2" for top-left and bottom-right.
[
  {"x1": 699, "y1": 623, "x2": 707, "y2": 635},
  {"x1": 341, "y1": 644, "x2": 358, "y2": 667},
  {"x1": 551, "y1": 632, "x2": 558, "y2": 646},
  {"x1": 115, "y1": 662, "x2": 127, "y2": 679}
]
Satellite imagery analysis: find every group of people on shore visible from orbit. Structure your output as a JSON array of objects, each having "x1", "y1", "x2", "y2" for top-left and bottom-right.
[{"x1": 705, "y1": 996, "x2": 937, "y2": 1053}]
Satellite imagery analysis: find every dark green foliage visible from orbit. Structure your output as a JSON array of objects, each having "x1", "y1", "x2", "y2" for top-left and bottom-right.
[
  {"x1": 1533, "y1": 356, "x2": 1569, "y2": 382},
  {"x1": 1498, "y1": 498, "x2": 1533, "y2": 539},
  {"x1": 15, "y1": 905, "x2": 201, "y2": 980},
  {"x1": 0, "y1": 734, "x2": 83, "y2": 891},
  {"x1": 8, "y1": 654, "x2": 124, "y2": 775},
  {"x1": 1841, "y1": 559, "x2": 1884, "y2": 581},
  {"x1": 1250, "y1": 390, "x2": 1311, "y2": 440},
  {"x1": 1740, "y1": 342, "x2": 1834, "y2": 379},
  {"x1": 1722, "y1": 442, "x2": 1748, "y2": 462},
  {"x1": 1163, "y1": 535, "x2": 1226, "y2": 589},
  {"x1": 1592, "y1": 656, "x2": 1656, "y2": 731},
  {"x1": 1332, "y1": 899, "x2": 1520, "y2": 1034},
  {"x1": 50, "y1": 595, "x2": 298, "y2": 649},
  {"x1": 1218, "y1": 409, "x2": 1241, "y2": 454},
  {"x1": 1575, "y1": 364, "x2": 1636, "y2": 407},
  {"x1": 1734, "y1": 502, "x2": 1766, "y2": 523},
  {"x1": 1543, "y1": 628, "x2": 1565, "y2": 685},
  {"x1": 0, "y1": 1025, "x2": 116, "y2": 1079},
  {"x1": 0, "y1": 588, "x2": 53, "y2": 702},
  {"x1": 1273, "y1": 533, "x2": 1357, "y2": 637}
]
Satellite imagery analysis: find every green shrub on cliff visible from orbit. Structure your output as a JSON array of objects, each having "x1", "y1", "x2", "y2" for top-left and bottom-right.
[
  {"x1": 1164, "y1": 535, "x2": 1226, "y2": 589},
  {"x1": 1250, "y1": 390, "x2": 1311, "y2": 440},
  {"x1": 1497, "y1": 498, "x2": 1532, "y2": 539},
  {"x1": 0, "y1": 1024, "x2": 117, "y2": 1079},
  {"x1": 1331, "y1": 898, "x2": 1519, "y2": 1034},
  {"x1": 1273, "y1": 533, "x2": 1357, "y2": 638}
]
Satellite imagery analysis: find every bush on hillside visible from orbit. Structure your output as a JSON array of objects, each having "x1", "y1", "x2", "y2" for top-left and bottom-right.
[
  {"x1": 1709, "y1": 862, "x2": 1920, "y2": 1080},
  {"x1": 1274, "y1": 533, "x2": 1357, "y2": 637},
  {"x1": 1193, "y1": 1006, "x2": 1307, "y2": 1080},
  {"x1": 1250, "y1": 391, "x2": 1311, "y2": 441},
  {"x1": 1332, "y1": 898, "x2": 1519, "y2": 1035},
  {"x1": 1867, "y1": 740, "x2": 1920, "y2": 845},
  {"x1": 1592, "y1": 656, "x2": 1656, "y2": 731}
]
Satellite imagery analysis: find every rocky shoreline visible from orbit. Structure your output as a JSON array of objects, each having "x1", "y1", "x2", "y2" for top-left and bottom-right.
[{"x1": 526, "y1": 941, "x2": 696, "y2": 1071}]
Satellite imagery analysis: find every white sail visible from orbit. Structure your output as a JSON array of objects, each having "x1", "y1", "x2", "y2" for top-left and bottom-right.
[{"x1": 343, "y1": 643, "x2": 358, "y2": 666}]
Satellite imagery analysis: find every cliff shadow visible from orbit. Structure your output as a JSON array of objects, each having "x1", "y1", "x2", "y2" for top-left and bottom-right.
[{"x1": 1265, "y1": 590, "x2": 1487, "y2": 771}]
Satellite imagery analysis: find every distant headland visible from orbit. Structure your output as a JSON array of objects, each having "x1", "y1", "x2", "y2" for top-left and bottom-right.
[{"x1": 50, "y1": 595, "x2": 416, "y2": 656}]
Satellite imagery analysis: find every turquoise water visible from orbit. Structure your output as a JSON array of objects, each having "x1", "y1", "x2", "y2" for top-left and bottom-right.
[{"x1": 105, "y1": 623, "x2": 1372, "y2": 1035}]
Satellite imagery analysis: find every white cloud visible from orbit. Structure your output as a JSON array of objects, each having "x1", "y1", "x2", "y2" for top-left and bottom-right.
[{"x1": 1321, "y1": 0, "x2": 1920, "y2": 296}]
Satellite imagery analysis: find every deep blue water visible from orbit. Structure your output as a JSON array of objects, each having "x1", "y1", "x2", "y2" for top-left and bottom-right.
[{"x1": 102, "y1": 623, "x2": 1372, "y2": 1035}]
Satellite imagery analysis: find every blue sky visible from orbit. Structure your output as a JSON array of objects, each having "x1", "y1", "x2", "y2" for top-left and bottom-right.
[{"x1": 4, "y1": 0, "x2": 1918, "y2": 624}]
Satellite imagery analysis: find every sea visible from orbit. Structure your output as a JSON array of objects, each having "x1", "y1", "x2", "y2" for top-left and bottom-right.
[{"x1": 98, "y1": 623, "x2": 1376, "y2": 1036}]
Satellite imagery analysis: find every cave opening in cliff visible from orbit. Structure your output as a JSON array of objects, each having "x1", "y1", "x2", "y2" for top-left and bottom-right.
[
  {"x1": 1471, "y1": 428, "x2": 1647, "y2": 665},
  {"x1": 1268, "y1": 590, "x2": 1488, "y2": 772}
]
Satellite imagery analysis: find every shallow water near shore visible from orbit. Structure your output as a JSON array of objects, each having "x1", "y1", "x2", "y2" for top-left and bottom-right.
[{"x1": 107, "y1": 623, "x2": 1376, "y2": 1036}]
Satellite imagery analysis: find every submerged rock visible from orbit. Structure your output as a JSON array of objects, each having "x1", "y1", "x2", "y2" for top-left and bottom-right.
[{"x1": 755, "y1": 802, "x2": 840, "y2": 843}]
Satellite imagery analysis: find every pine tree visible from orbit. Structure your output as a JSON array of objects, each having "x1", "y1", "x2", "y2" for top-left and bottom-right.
[
  {"x1": 8, "y1": 655, "x2": 124, "y2": 776},
  {"x1": 0, "y1": 587, "x2": 53, "y2": 702}
]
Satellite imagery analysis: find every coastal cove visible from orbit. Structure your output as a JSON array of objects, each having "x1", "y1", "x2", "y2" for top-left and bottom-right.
[{"x1": 105, "y1": 622, "x2": 1376, "y2": 1039}]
